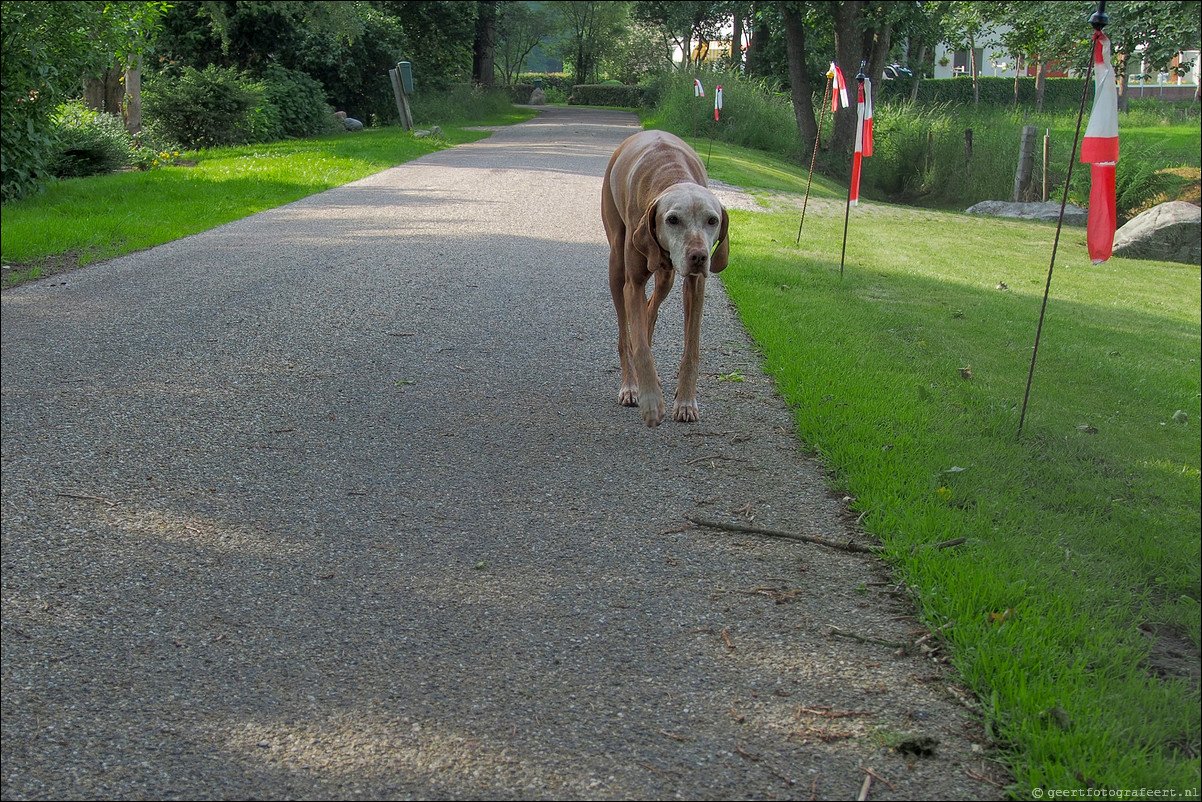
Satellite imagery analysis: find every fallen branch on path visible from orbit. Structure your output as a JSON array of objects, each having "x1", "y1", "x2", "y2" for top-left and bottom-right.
[{"x1": 685, "y1": 516, "x2": 881, "y2": 554}]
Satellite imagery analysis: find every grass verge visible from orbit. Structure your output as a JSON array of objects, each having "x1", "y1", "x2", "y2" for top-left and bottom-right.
[
  {"x1": 705, "y1": 143, "x2": 1199, "y2": 794},
  {"x1": 1, "y1": 110, "x2": 535, "y2": 287}
]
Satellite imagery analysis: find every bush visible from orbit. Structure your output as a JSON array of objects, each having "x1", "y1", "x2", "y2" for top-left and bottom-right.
[
  {"x1": 2, "y1": 91, "x2": 57, "y2": 202},
  {"x1": 568, "y1": 84, "x2": 648, "y2": 107},
  {"x1": 143, "y1": 65, "x2": 268, "y2": 149},
  {"x1": 259, "y1": 63, "x2": 340, "y2": 139},
  {"x1": 47, "y1": 100, "x2": 135, "y2": 178}
]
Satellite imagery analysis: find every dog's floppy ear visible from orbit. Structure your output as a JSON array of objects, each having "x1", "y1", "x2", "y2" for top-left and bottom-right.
[
  {"x1": 632, "y1": 199, "x2": 668, "y2": 272},
  {"x1": 709, "y1": 206, "x2": 731, "y2": 273}
]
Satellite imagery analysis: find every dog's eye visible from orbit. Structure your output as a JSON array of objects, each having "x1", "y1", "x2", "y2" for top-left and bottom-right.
[
  {"x1": 707, "y1": 216, "x2": 719, "y2": 226},
  {"x1": 666, "y1": 214, "x2": 679, "y2": 226}
]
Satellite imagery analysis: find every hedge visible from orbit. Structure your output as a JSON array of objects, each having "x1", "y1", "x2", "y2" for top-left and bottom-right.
[
  {"x1": 876, "y1": 76, "x2": 1092, "y2": 108},
  {"x1": 568, "y1": 85, "x2": 648, "y2": 108}
]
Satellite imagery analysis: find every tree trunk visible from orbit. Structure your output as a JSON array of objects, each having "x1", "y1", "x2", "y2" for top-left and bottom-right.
[
  {"x1": 473, "y1": 1, "x2": 498, "y2": 86},
  {"x1": 1035, "y1": 56, "x2": 1046, "y2": 112},
  {"x1": 124, "y1": 60, "x2": 142, "y2": 134},
  {"x1": 830, "y1": 1, "x2": 866, "y2": 160},
  {"x1": 745, "y1": 5, "x2": 771, "y2": 76},
  {"x1": 782, "y1": 4, "x2": 816, "y2": 160},
  {"x1": 969, "y1": 33, "x2": 980, "y2": 105},
  {"x1": 731, "y1": 12, "x2": 743, "y2": 70},
  {"x1": 84, "y1": 67, "x2": 124, "y2": 116},
  {"x1": 909, "y1": 43, "x2": 927, "y2": 102}
]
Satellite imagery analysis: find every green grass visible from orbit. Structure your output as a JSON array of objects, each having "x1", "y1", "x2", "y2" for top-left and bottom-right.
[
  {"x1": 1, "y1": 109, "x2": 535, "y2": 282},
  {"x1": 701, "y1": 142, "x2": 1199, "y2": 795}
]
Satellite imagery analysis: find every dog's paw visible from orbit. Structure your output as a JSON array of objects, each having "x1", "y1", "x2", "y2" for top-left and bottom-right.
[
  {"x1": 672, "y1": 399, "x2": 699, "y2": 423},
  {"x1": 618, "y1": 385, "x2": 639, "y2": 407},
  {"x1": 640, "y1": 394, "x2": 665, "y2": 427}
]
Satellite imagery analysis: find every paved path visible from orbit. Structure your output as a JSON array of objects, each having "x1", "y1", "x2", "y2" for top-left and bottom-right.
[{"x1": 1, "y1": 107, "x2": 1001, "y2": 800}]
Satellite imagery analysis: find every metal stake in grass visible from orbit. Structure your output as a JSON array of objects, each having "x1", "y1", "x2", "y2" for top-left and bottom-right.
[
  {"x1": 796, "y1": 77, "x2": 831, "y2": 244},
  {"x1": 1018, "y1": 1, "x2": 1108, "y2": 439}
]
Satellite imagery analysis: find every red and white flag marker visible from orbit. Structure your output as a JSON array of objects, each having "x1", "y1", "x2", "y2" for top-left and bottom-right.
[
  {"x1": 1080, "y1": 31, "x2": 1119, "y2": 264},
  {"x1": 850, "y1": 76, "x2": 874, "y2": 206},
  {"x1": 829, "y1": 62, "x2": 849, "y2": 112},
  {"x1": 694, "y1": 78, "x2": 704, "y2": 97},
  {"x1": 714, "y1": 85, "x2": 723, "y2": 121}
]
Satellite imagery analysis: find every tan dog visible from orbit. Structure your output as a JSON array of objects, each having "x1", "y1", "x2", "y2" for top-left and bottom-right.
[{"x1": 602, "y1": 130, "x2": 730, "y2": 427}]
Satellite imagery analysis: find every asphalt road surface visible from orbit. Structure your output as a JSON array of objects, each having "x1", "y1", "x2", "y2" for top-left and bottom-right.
[{"x1": 1, "y1": 107, "x2": 1004, "y2": 800}]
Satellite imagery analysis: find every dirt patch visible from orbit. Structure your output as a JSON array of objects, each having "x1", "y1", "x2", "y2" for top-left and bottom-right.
[{"x1": 2, "y1": 251, "x2": 87, "y2": 290}]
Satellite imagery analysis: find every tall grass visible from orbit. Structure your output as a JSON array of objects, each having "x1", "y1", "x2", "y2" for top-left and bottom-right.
[
  {"x1": 866, "y1": 100, "x2": 1199, "y2": 218},
  {"x1": 642, "y1": 68, "x2": 803, "y2": 159}
]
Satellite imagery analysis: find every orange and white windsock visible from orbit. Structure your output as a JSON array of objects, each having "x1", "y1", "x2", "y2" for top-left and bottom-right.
[
  {"x1": 850, "y1": 77, "x2": 873, "y2": 206},
  {"x1": 714, "y1": 85, "x2": 723, "y2": 121},
  {"x1": 828, "y1": 62, "x2": 849, "y2": 112},
  {"x1": 1080, "y1": 31, "x2": 1119, "y2": 264},
  {"x1": 694, "y1": 78, "x2": 705, "y2": 97}
]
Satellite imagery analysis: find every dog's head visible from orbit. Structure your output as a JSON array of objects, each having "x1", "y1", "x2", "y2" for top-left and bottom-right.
[{"x1": 633, "y1": 184, "x2": 729, "y2": 277}]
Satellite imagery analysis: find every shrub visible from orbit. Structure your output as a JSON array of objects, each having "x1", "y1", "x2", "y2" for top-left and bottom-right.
[
  {"x1": 1, "y1": 81, "x2": 57, "y2": 204},
  {"x1": 47, "y1": 100, "x2": 135, "y2": 178},
  {"x1": 143, "y1": 65, "x2": 268, "y2": 149},
  {"x1": 259, "y1": 63, "x2": 340, "y2": 139},
  {"x1": 568, "y1": 84, "x2": 648, "y2": 107}
]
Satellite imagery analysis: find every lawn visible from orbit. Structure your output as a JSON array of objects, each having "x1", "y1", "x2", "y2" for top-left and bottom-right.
[{"x1": 700, "y1": 145, "x2": 1200, "y2": 795}]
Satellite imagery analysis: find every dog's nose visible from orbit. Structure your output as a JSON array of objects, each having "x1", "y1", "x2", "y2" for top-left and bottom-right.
[{"x1": 687, "y1": 249, "x2": 708, "y2": 271}]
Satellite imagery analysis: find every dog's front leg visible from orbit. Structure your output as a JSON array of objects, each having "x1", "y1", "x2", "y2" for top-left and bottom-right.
[
  {"x1": 624, "y1": 270, "x2": 664, "y2": 427},
  {"x1": 673, "y1": 273, "x2": 706, "y2": 422},
  {"x1": 646, "y1": 268, "x2": 675, "y2": 348}
]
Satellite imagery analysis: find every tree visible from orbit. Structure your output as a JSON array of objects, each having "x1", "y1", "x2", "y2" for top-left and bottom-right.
[
  {"x1": 1104, "y1": 0, "x2": 1202, "y2": 109},
  {"x1": 781, "y1": 2, "x2": 818, "y2": 155},
  {"x1": 941, "y1": 0, "x2": 989, "y2": 104},
  {"x1": 495, "y1": 1, "x2": 553, "y2": 84},
  {"x1": 472, "y1": 1, "x2": 498, "y2": 85},
  {"x1": 1, "y1": 0, "x2": 165, "y2": 202},
  {"x1": 824, "y1": 1, "x2": 905, "y2": 158},
  {"x1": 548, "y1": 0, "x2": 629, "y2": 82},
  {"x1": 632, "y1": 1, "x2": 727, "y2": 67}
]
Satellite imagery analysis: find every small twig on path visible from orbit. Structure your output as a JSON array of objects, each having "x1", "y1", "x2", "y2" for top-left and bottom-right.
[
  {"x1": 55, "y1": 493, "x2": 119, "y2": 507},
  {"x1": 735, "y1": 744, "x2": 760, "y2": 761},
  {"x1": 861, "y1": 767, "x2": 897, "y2": 791},
  {"x1": 828, "y1": 626, "x2": 906, "y2": 650},
  {"x1": 720, "y1": 626, "x2": 735, "y2": 650},
  {"x1": 857, "y1": 772, "x2": 873, "y2": 801},
  {"x1": 686, "y1": 516, "x2": 881, "y2": 554}
]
